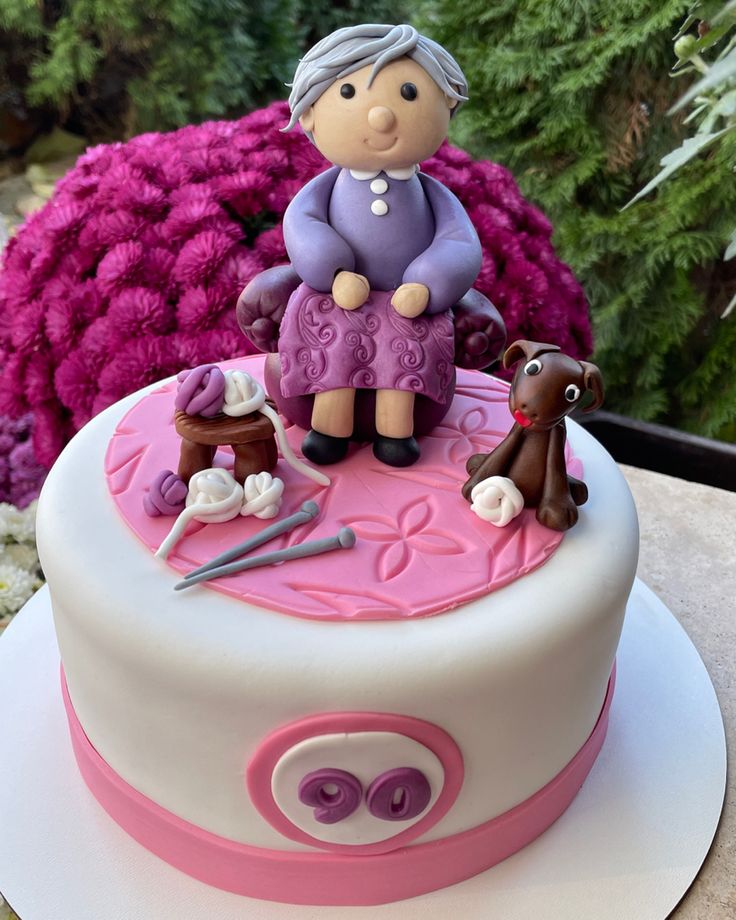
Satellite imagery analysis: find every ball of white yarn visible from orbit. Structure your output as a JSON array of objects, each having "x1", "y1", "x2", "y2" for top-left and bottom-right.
[
  {"x1": 221, "y1": 370, "x2": 265, "y2": 417},
  {"x1": 470, "y1": 476, "x2": 524, "y2": 527},
  {"x1": 186, "y1": 468, "x2": 245, "y2": 519},
  {"x1": 155, "y1": 469, "x2": 244, "y2": 559},
  {"x1": 241, "y1": 471, "x2": 285, "y2": 520}
]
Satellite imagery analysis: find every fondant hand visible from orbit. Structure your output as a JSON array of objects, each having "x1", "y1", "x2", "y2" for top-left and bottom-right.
[
  {"x1": 332, "y1": 271, "x2": 370, "y2": 310},
  {"x1": 391, "y1": 283, "x2": 429, "y2": 318}
]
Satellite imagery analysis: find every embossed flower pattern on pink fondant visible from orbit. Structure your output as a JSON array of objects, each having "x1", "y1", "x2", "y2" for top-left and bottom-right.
[
  {"x1": 105, "y1": 357, "x2": 581, "y2": 621},
  {"x1": 429, "y1": 405, "x2": 508, "y2": 465},
  {"x1": 347, "y1": 498, "x2": 465, "y2": 582}
]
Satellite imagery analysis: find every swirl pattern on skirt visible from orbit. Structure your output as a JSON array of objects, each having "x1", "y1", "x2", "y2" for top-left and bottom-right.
[{"x1": 279, "y1": 285, "x2": 454, "y2": 403}]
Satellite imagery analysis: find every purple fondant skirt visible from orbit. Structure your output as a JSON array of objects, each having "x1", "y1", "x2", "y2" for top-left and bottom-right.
[{"x1": 279, "y1": 284, "x2": 455, "y2": 404}]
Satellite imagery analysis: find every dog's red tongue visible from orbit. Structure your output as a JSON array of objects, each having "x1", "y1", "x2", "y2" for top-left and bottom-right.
[{"x1": 513, "y1": 409, "x2": 533, "y2": 429}]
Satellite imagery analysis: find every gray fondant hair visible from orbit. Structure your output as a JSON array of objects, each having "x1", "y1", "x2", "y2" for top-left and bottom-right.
[{"x1": 284, "y1": 23, "x2": 468, "y2": 132}]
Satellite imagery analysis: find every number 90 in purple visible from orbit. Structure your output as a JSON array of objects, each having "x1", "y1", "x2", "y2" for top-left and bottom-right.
[{"x1": 297, "y1": 768, "x2": 363, "y2": 824}]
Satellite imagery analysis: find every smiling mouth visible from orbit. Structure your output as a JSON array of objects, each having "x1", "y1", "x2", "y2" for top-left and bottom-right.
[{"x1": 364, "y1": 136, "x2": 398, "y2": 151}]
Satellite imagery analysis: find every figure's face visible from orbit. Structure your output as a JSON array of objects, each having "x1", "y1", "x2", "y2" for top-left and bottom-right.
[{"x1": 299, "y1": 57, "x2": 456, "y2": 171}]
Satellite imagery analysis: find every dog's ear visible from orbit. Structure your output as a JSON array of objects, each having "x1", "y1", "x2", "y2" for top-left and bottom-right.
[
  {"x1": 503, "y1": 340, "x2": 561, "y2": 370},
  {"x1": 579, "y1": 361, "x2": 604, "y2": 412}
]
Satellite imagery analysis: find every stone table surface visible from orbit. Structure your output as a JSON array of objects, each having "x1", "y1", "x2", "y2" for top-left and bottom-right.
[{"x1": 620, "y1": 466, "x2": 735, "y2": 919}]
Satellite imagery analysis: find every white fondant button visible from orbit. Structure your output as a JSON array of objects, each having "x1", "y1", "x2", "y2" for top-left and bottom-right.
[
  {"x1": 370, "y1": 178, "x2": 388, "y2": 194},
  {"x1": 371, "y1": 199, "x2": 389, "y2": 216}
]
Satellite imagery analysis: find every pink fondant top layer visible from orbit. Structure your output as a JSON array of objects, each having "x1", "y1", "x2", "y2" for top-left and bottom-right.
[{"x1": 104, "y1": 356, "x2": 582, "y2": 621}]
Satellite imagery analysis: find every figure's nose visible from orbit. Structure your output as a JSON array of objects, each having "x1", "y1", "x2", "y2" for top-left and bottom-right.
[{"x1": 367, "y1": 106, "x2": 396, "y2": 133}]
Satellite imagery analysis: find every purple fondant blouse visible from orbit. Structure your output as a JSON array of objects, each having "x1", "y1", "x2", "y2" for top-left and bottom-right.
[
  {"x1": 283, "y1": 166, "x2": 481, "y2": 314},
  {"x1": 278, "y1": 166, "x2": 481, "y2": 402}
]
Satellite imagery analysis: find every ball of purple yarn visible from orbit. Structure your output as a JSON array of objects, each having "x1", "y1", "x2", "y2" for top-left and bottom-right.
[
  {"x1": 143, "y1": 469, "x2": 188, "y2": 517},
  {"x1": 175, "y1": 364, "x2": 226, "y2": 417}
]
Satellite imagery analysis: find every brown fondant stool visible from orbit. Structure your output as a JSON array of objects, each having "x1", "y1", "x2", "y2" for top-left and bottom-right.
[{"x1": 174, "y1": 410, "x2": 278, "y2": 485}]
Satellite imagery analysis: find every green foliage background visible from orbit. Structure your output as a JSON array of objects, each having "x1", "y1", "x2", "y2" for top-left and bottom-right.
[
  {"x1": 420, "y1": 0, "x2": 736, "y2": 440},
  {"x1": 0, "y1": 0, "x2": 408, "y2": 137}
]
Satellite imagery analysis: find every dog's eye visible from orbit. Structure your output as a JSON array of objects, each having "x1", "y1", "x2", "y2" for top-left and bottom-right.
[
  {"x1": 340, "y1": 83, "x2": 356, "y2": 99},
  {"x1": 523, "y1": 359, "x2": 542, "y2": 376},
  {"x1": 565, "y1": 384, "x2": 581, "y2": 403}
]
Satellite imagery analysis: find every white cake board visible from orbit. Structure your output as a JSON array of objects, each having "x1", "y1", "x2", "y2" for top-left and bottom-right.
[{"x1": 0, "y1": 580, "x2": 726, "y2": 920}]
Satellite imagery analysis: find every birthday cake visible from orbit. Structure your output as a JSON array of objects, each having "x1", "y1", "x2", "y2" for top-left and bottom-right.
[
  {"x1": 36, "y1": 352, "x2": 638, "y2": 906},
  {"x1": 22, "y1": 17, "x2": 639, "y2": 907}
]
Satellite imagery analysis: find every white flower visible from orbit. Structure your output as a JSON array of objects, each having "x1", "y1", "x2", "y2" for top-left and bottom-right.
[
  {"x1": 0, "y1": 562, "x2": 37, "y2": 615},
  {"x1": 0, "y1": 503, "x2": 16, "y2": 540},
  {"x1": 470, "y1": 476, "x2": 525, "y2": 527},
  {"x1": 0, "y1": 499, "x2": 37, "y2": 543},
  {"x1": 1, "y1": 542, "x2": 40, "y2": 572}
]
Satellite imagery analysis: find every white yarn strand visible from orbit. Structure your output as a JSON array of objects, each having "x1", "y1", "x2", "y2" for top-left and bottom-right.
[{"x1": 259, "y1": 401, "x2": 330, "y2": 487}]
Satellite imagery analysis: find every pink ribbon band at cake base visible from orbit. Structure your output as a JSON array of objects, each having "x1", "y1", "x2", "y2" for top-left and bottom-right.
[{"x1": 61, "y1": 666, "x2": 615, "y2": 907}]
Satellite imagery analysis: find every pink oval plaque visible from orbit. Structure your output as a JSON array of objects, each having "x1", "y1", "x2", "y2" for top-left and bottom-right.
[{"x1": 104, "y1": 356, "x2": 581, "y2": 621}]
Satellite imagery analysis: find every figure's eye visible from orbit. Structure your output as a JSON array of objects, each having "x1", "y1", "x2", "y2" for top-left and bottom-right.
[
  {"x1": 400, "y1": 82, "x2": 418, "y2": 101},
  {"x1": 523, "y1": 359, "x2": 542, "y2": 376},
  {"x1": 565, "y1": 384, "x2": 581, "y2": 403},
  {"x1": 340, "y1": 83, "x2": 356, "y2": 99}
]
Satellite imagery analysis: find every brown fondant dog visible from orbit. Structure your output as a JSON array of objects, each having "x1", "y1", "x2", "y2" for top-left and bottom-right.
[{"x1": 462, "y1": 340, "x2": 604, "y2": 531}]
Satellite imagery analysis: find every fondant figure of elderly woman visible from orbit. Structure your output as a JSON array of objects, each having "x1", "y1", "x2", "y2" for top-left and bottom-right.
[{"x1": 281, "y1": 23, "x2": 482, "y2": 468}]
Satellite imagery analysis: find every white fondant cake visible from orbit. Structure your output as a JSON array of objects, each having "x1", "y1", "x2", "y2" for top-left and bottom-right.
[{"x1": 36, "y1": 358, "x2": 638, "y2": 906}]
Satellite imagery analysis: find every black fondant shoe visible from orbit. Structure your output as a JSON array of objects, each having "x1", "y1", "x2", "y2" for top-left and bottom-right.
[
  {"x1": 302, "y1": 429, "x2": 350, "y2": 465},
  {"x1": 373, "y1": 435, "x2": 420, "y2": 468}
]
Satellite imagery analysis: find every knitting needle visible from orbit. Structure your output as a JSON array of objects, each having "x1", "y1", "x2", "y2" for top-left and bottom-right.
[
  {"x1": 174, "y1": 527, "x2": 356, "y2": 591},
  {"x1": 182, "y1": 500, "x2": 320, "y2": 580}
]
